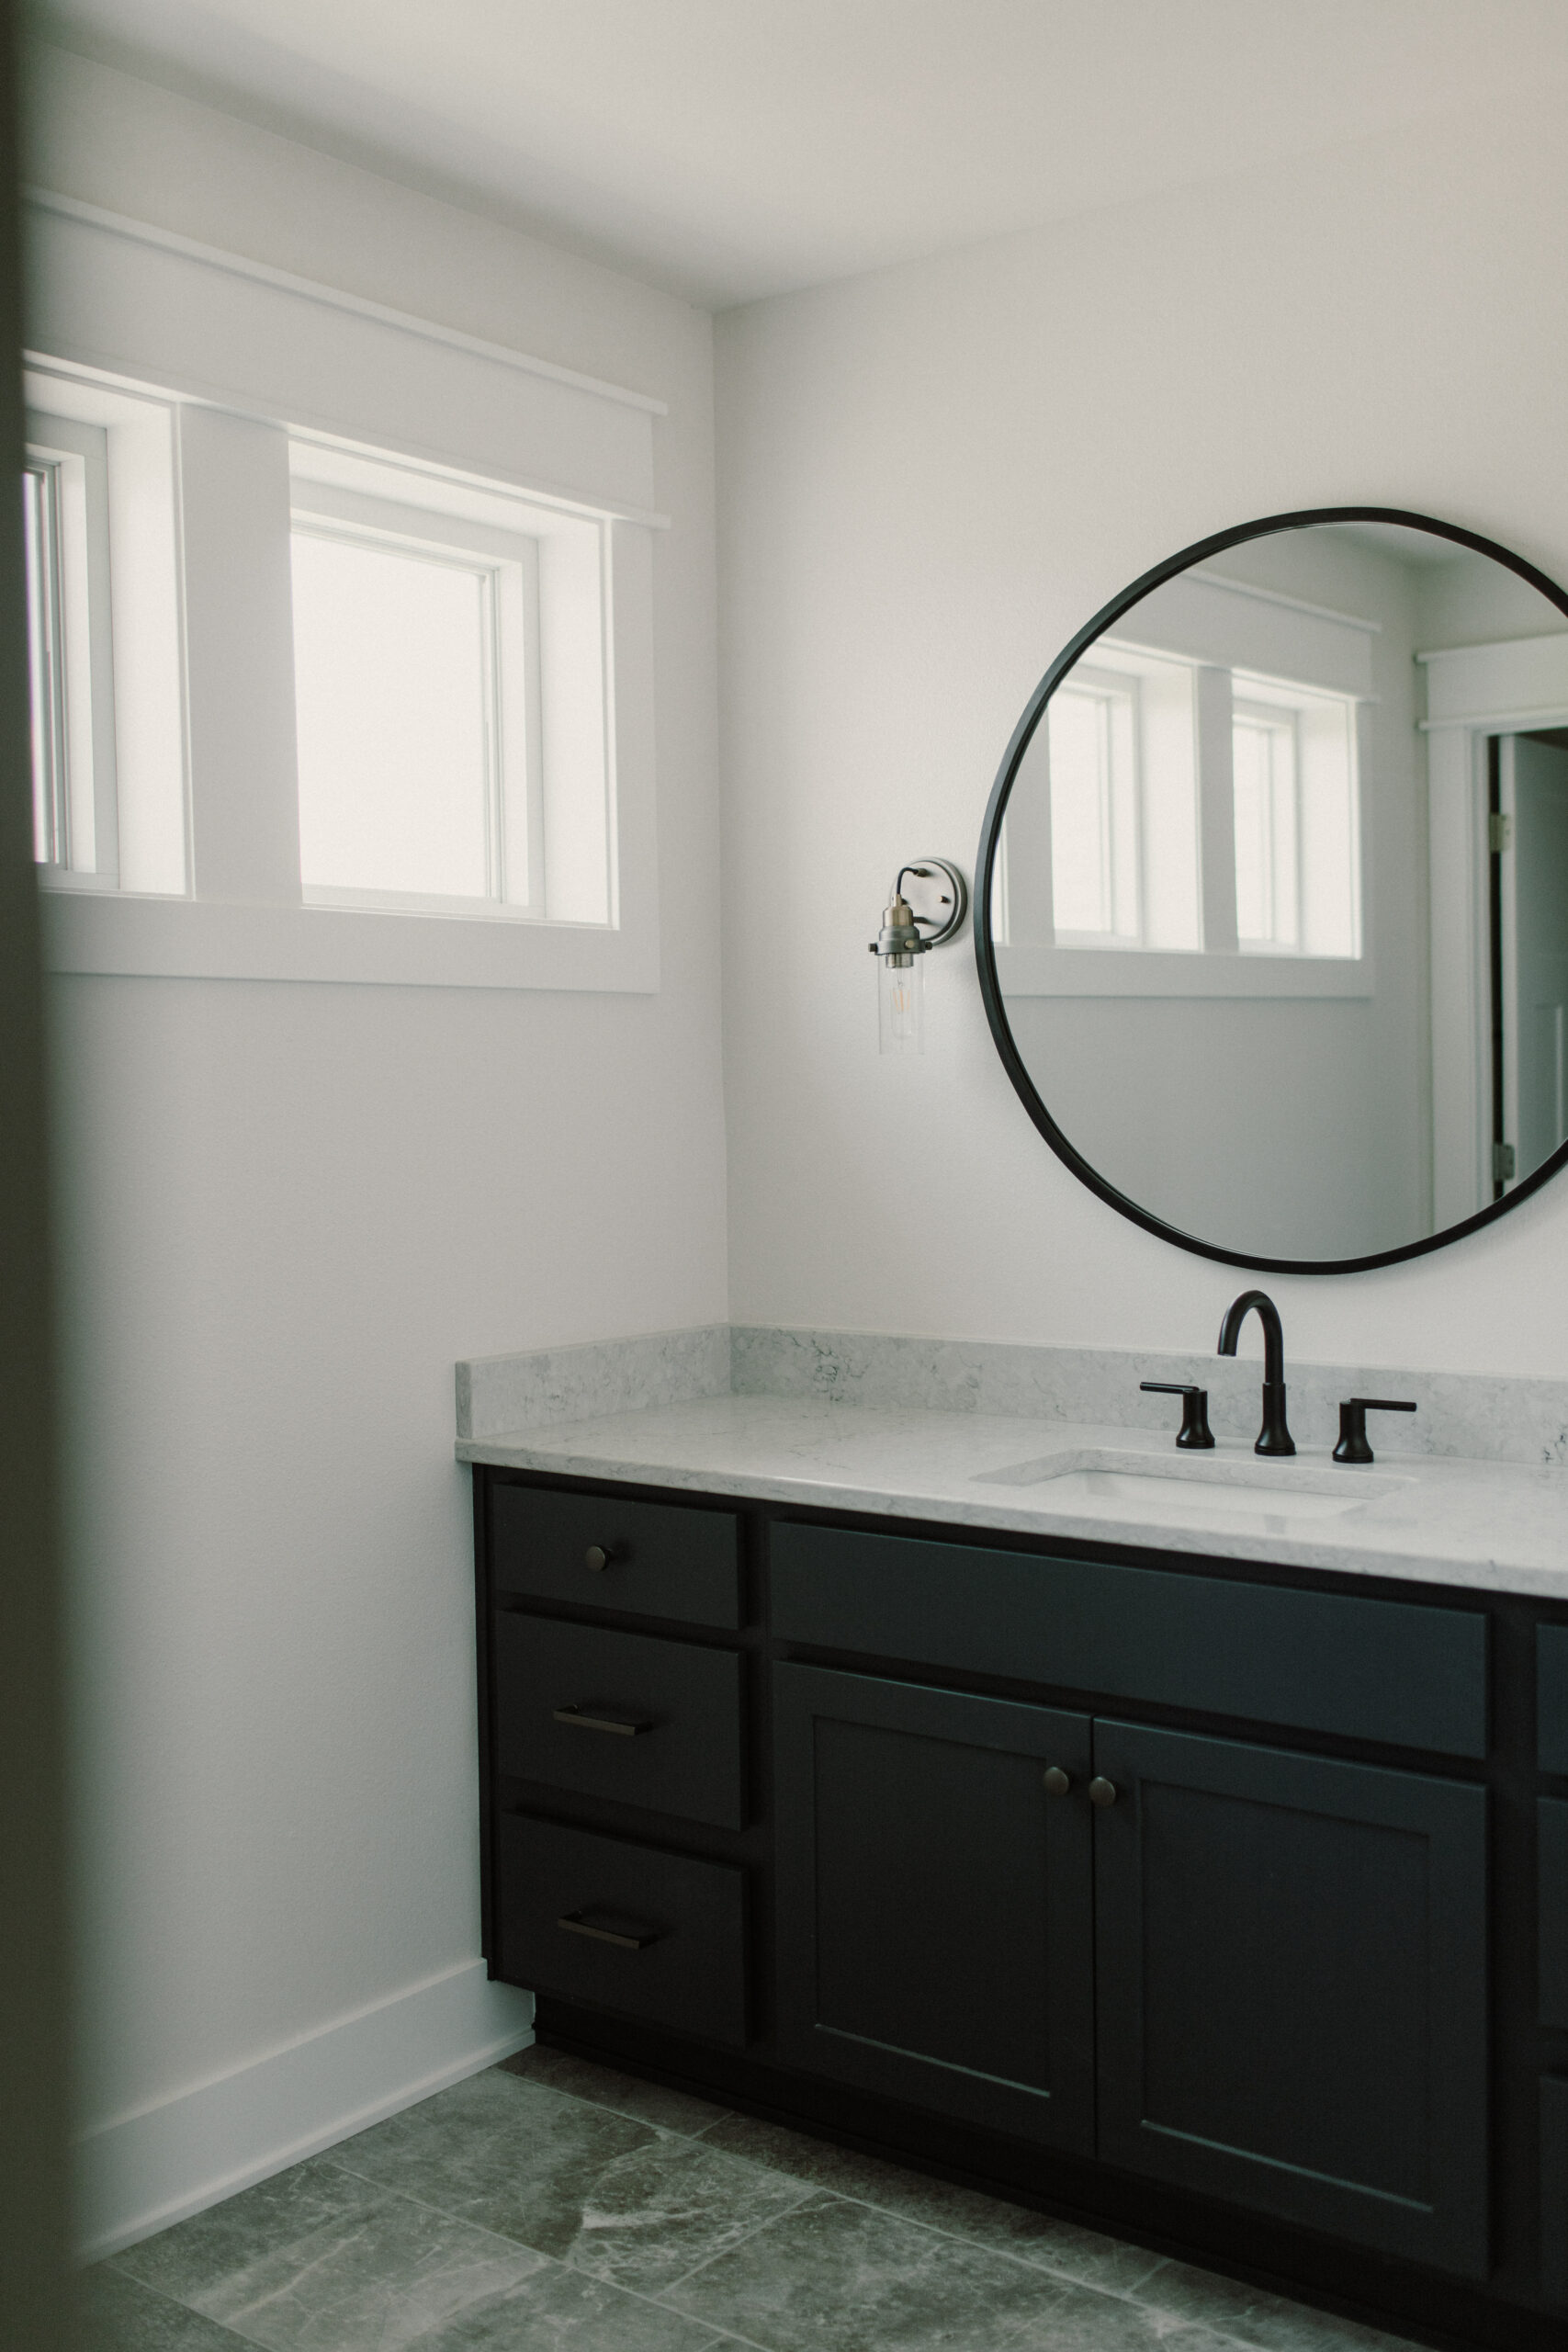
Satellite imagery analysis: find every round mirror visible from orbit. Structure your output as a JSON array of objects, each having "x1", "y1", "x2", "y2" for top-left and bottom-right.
[{"x1": 976, "y1": 508, "x2": 1568, "y2": 1272}]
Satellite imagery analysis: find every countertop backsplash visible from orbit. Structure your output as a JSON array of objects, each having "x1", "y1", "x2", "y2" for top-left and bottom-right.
[{"x1": 458, "y1": 1323, "x2": 1568, "y2": 1468}]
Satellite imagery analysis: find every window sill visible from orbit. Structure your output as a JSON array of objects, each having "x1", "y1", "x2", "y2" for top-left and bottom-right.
[
  {"x1": 39, "y1": 888, "x2": 658, "y2": 991},
  {"x1": 994, "y1": 944, "x2": 1370, "y2": 999}
]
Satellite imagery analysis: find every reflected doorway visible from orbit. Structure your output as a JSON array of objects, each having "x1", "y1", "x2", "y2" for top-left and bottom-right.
[{"x1": 1490, "y1": 729, "x2": 1568, "y2": 1200}]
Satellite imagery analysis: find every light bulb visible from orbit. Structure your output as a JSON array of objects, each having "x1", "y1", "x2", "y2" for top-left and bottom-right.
[{"x1": 878, "y1": 953, "x2": 925, "y2": 1054}]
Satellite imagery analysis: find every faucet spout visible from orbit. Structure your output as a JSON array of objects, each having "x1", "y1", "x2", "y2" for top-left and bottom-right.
[{"x1": 1217, "y1": 1290, "x2": 1295, "y2": 1455}]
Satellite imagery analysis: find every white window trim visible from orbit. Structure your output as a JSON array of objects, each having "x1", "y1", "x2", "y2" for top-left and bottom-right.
[{"x1": 26, "y1": 191, "x2": 666, "y2": 993}]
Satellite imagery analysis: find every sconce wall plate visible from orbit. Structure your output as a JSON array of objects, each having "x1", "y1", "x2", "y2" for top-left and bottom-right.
[{"x1": 896, "y1": 858, "x2": 969, "y2": 949}]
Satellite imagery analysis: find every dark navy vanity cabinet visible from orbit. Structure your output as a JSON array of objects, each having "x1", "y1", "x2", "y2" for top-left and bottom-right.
[{"x1": 471, "y1": 1466, "x2": 1568, "y2": 2352}]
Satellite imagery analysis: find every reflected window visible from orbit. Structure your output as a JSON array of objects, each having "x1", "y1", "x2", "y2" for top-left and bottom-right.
[
  {"x1": 1233, "y1": 703, "x2": 1299, "y2": 949},
  {"x1": 1048, "y1": 674, "x2": 1138, "y2": 943},
  {"x1": 1232, "y1": 673, "x2": 1359, "y2": 959}
]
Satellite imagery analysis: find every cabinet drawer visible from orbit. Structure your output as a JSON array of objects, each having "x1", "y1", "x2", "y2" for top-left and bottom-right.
[
  {"x1": 1541, "y1": 1626, "x2": 1568, "y2": 1774},
  {"x1": 491, "y1": 1484, "x2": 740, "y2": 1627},
  {"x1": 493, "y1": 1615, "x2": 745, "y2": 1828},
  {"x1": 496, "y1": 1814, "x2": 748, "y2": 2047},
  {"x1": 772, "y1": 1523, "x2": 1487, "y2": 1757}
]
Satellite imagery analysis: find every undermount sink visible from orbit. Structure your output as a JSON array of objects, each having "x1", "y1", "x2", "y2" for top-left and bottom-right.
[{"x1": 973, "y1": 1447, "x2": 1406, "y2": 1529}]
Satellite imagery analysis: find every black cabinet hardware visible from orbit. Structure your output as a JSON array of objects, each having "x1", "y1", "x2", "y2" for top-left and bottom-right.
[
  {"x1": 1043, "y1": 1765, "x2": 1071, "y2": 1795},
  {"x1": 1217, "y1": 1290, "x2": 1295, "y2": 1455},
  {"x1": 584, "y1": 1544, "x2": 615, "y2": 1571},
  {"x1": 1089, "y1": 1775, "x2": 1119, "y2": 1807},
  {"x1": 1333, "y1": 1398, "x2": 1417, "y2": 1464},
  {"x1": 1140, "y1": 1382, "x2": 1215, "y2": 1449},
  {"x1": 552, "y1": 1703, "x2": 650, "y2": 1736},
  {"x1": 556, "y1": 1909, "x2": 658, "y2": 1951}
]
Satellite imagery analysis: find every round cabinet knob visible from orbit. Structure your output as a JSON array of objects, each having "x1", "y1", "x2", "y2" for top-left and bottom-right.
[
  {"x1": 1088, "y1": 1776, "x2": 1119, "y2": 1809},
  {"x1": 583, "y1": 1544, "x2": 615, "y2": 1573},
  {"x1": 1042, "y1": 1766, "x2": 1071, "y2": 1797}
]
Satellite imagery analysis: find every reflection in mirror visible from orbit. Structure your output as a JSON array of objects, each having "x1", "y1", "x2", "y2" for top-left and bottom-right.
[{"x1": 989, "y1": 517, "x2": 1568, "y2": 1266}]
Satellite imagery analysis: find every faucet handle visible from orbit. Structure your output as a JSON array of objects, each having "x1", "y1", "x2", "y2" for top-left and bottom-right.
[
  {"x1": 1333, "y1": 1396, "x2": 1416, "y2": 1465},
  {"x1": 1140, "y1": 1382, "x2": 1216, "y2": 1451}
]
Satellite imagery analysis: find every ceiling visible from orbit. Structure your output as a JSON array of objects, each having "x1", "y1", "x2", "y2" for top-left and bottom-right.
[{"x1": 33, "y1": 1, "x2": 1568, "y2": 309}]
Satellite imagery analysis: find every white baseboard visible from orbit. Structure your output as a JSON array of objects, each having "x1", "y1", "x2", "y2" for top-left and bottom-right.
[{"x1": 75, "y1": 1960, "x2": 534, "y2": 2262}]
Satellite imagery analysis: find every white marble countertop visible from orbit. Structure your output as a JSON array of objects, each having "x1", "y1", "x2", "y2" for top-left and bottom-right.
[{"x1": 458, "y1": 1392, "x2": 1568, "y2": 1600}]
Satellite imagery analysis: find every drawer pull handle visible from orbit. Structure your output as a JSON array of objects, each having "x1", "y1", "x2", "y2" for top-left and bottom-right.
[
  {"x1": 1043, "y1": 1766, "x2": 1071, "y2": 1796},
  {"x1": 1089, "y1": 1776, "x2": 1119, "y2": 1808},
  {"x1": 553, "y1": 1704, "x2": 651, "y2": 1737},
  {"x1": 556, "y1": 1910, "x2": 658, "y2": 1951},
  {"x1": 583, "y1": 1544, "x2": 617, "y2": 1572}
]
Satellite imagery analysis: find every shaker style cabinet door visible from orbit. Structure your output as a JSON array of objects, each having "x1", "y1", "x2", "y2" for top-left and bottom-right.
[
  {"x1": 1093, "y1": 1721, "x2": 1489, "y2": 2276},
  {"x1": 773, "y1": 1663, "x2": 1094, "y2": 2152}
]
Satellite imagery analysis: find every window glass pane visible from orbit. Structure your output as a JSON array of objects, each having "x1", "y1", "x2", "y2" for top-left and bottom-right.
[
  {"x1": 1232, "y1": 717, "x2": 1272, "y2": 944},
  {"x1": 291, "y1": 530, "x2": 493, "y2": 898},
  {"x1": 23, "y1": 465, "x2": 64, "y2": 865},
  {"x1": 1234, "y1": 712, "x2": 1303, "y2": 948},
  {"x1": 1049, "y1": 687, "x2": 1113, "y2": 934}
]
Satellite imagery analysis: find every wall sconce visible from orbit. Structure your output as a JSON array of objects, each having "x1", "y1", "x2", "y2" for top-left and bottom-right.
[{"x1": 869, "y1": 859, "x2": 969, "y2": 1053}]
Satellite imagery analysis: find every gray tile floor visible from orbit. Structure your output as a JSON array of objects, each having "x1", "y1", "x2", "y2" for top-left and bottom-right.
[{"x1": 81, "y1": 2046, "x2": 1424, "y2": 2352}]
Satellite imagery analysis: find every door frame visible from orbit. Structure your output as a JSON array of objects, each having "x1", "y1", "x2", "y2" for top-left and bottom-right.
[{"x1": 1424, "y1": 631, "x2": 1568, "y2": 1226}]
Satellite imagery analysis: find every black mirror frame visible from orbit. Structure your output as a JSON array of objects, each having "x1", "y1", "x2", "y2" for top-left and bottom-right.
[{"x1": 974, "y1": 504, "x2": 1568, "y2": 1275}]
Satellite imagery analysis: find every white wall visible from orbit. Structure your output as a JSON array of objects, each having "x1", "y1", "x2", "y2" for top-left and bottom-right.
[
  {"x1": 27, "y1": 45, "x2": 728, "y2": 2242},
  {"x1": 716, "y1": 86, "x2": 1568, "y2": 1379}
]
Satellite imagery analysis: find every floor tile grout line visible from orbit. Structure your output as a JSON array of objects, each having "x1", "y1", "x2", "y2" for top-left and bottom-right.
[
  {"x1": 322, "y1": 2138, "x2": 817, "y2": 2329},
  {"x1": 174, "y1": 2073, "x2": 1410, "y2": 2352},
  {"x1": 501, "y1": 2077, "x2": 1409, "y2": 2350},
  {"x1": 376, "y1": 2241, "x2": 769, "y2": 2352},
  {"x1": 638, "y1": 2183, "x2": 835, "y2": 2301},
  {"x1": 581, "y1": 2267, "x2": 778, "y2": 2352},
  {"x1": 97, "y1": 2260, "x2": 259, "y2": 2343},
  {"x1": 310, "y1": 2152, "x2": 570, "y2": 2272}
]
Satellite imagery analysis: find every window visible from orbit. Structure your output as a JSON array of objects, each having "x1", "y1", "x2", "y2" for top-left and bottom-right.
[
  {"x1": 996, "y1": 628, "x2": 1363, "y2": 996},
  {"x1": 1047, "y1": 674, "x2": 1138, "y2": 944},
  {"x1": 1233, "y1": 701, "x2": 1299, "y2": 950},
  {"x1": 1231, "y1": 672, "x2": 1361, "y2": 960},
  {"x1": 23, "y1": 457, "x2": 65, "y2": 863},
  {"x1": 27, "y1": 356, "x2": 653, "y2": 988},
  {"x1": 287, "y1": 446, "x2": 615, "y2": 934},
  {"x1": 289, "y1": 492, "x2": 541, "y2": 917},
  {"x1": 23, "y1": 411, "x2": 118, "y2": 885},
  {"x1": 26, "y1": 187, "x2": 663, "y2": 991}
]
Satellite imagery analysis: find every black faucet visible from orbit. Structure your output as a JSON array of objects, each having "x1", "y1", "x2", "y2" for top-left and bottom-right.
[{"x1": 1217, "y1": 1290, "x2": 1295, "y2": 1456}]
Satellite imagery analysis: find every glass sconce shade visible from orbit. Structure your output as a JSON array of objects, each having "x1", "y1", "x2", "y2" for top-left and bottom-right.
[{"x1": 879, "y1": 950, "x2": 925, "y2": 1052}]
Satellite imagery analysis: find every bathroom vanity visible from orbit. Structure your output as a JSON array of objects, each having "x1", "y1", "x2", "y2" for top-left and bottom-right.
[{"x1": 461, "y1": 1387, "x2": 1568, "y2": 2352}]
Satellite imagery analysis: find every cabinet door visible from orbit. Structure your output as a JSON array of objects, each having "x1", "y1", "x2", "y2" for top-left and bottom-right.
[
  {"x1": 774, "y1": 1663, "x2": 1094, "y2": 2151},
  {"x1": 1094, "y1": 1720, "x2": 1488, "y2": 2276}
]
